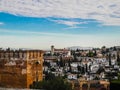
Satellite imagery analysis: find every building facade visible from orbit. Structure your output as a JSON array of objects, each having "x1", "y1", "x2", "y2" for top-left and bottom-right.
[
  {"x1": 0, "y1": 49, "x2": 43, "y2": 88},
  {"x1": 50, "y1": 45, "x2": 71, "y2": 57}
]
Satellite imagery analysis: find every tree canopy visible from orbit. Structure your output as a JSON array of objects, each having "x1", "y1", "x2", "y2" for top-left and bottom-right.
[{"x1": 30, "y1": 76, "x2": 72, "y2": 90}]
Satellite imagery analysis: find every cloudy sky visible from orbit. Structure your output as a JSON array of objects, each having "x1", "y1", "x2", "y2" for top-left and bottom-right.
[{"x1": 0, "y1": 0, "x2": 120, "y2": 49}]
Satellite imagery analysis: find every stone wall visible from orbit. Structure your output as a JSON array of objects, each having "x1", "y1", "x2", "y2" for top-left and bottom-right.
[
  {"x1": 0, "y1": 65, "x2": 27, "y2": 88},
  {"x1": 0, "y1": 49, "x2": 43, "y2": 88}
]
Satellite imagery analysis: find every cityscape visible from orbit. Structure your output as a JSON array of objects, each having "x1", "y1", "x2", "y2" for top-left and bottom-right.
[
  {"x1": 0, "y1": 45, "x2": 120, "y2": 90},
  {"x1": 0, "y1": 0, "x2": 120, "y2": 90}
]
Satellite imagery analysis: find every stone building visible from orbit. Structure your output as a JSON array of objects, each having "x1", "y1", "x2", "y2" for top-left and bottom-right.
[
  {"x1": 0, "y1": 49, "x2": 43, "y2": 88},
  {"x1": 50, "y1": 45, "x2": 71, "y2": 57}
]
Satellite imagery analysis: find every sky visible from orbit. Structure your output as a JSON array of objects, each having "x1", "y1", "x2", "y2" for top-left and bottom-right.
[{"x1": 0, "y1": 0, "x2": 120, "y2": 50}]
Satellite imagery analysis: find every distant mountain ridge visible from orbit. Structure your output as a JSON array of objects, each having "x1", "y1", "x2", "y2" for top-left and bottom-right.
[{"x1": 66, "y1": 46, "x2": 93, "y2": 50}]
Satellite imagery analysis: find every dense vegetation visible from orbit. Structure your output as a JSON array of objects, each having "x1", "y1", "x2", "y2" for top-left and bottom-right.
[
  {"x1": 30, "y1": 73, "x2": 72, "y2": 90},
  {"x1": 110, "y1": 60, "x2": 120, "y2": 90}
]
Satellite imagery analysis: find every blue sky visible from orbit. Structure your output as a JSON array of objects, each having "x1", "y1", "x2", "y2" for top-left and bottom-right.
[{"x1": 0, "y1": 0, "x2": 120, "y2": 49}]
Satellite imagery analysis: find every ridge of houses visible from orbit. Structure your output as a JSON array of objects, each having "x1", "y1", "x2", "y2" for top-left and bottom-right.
[{"x1": 0, "y1": 45, "x2": 120, "y2": 89}]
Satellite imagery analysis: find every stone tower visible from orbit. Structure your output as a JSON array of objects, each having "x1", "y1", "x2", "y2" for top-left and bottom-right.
[
  {"x1": 51, "y1": 45, "x2": 54, "y2": 56},
  {"x1": 0, "y1": 49, "x2": 43, "y2": 88}
]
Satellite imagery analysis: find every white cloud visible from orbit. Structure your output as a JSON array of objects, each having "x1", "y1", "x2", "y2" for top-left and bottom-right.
[
  {"x1": 52, "y1": 20, "x2": 80, "y2": 26},
  {"x1": 0, "y1": 22, "x2": 4, "y2": 25},
  {"x1": 63, "y1": 26, "x2": 87, "y2": 30},
  {"x1": 49, "y1": 19, "x2": 87, "y2": 27},
  {"x1": 0, "y1": 0, "x2": 120, "y2": 26}
]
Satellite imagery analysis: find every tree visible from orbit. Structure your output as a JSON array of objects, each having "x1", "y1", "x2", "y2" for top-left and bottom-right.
[
  {"x1": 85, "y1": 64, "x2": 88, "y2": 72},
  {"x1": 87, "y1": 51, "x2": 94, "y2": 57},
  {"x1": 60, "y1": 56, "x2": 64, "y2": 67},
  {"x1": 51, "y1": 67, "x2": 56, "y2": 72},
  {"x1": 81, "y1": 66, "x2": 85, "y2": 74},
  {"x1": 94, "y1": 50, "x2": 97, "y2": 57},
  {"x1": 30, "y1": 77, "x2": 73, "y2": 90},
  {"x1": 109, "y1": 53, "x2": 111, "y2": 66},
  {"x1": 73, "y1": 53, "x2": 77, "y2": 61},
  {"x1": 45, "y1": 72, "x2": 55, "y2": 81},
  {"x1": 113, "y1": 46, "x2": 117, "y2": 51},
  {"x1": 68, "y1": 59, "x2": 72, "y2": 72},
  {"x1": 97, "y1": 67, "x2": 104, "y2": 74},
  {"x1": 117, "y1": 53, "x2": 120, "y2": 63},
  {"x1": 44, "y1": 61, "x2": 50, "y2": 67},
  {"x1": 77, "y1": 65, "x2": 81, "y2": 73},
  {"x1": 94, "y1": 76, "x2": 100, "y2": 80},
  {"x1": 101, "y1": 46, "x2": 106, "y2": 56}
]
